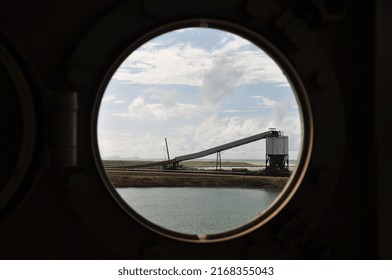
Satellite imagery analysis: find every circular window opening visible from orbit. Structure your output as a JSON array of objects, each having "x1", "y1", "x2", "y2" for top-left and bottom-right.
[{"x1": 97, "y1": 23, "x2": 309, "y2": 241}]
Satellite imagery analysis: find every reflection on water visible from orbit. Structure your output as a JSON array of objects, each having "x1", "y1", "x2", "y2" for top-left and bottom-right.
[{"x1": 117, "y1": 187, "x2": 281, "y2": 235}]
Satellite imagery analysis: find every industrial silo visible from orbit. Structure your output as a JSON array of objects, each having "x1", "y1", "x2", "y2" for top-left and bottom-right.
[{"x1": 265, "y1": 131, "x2": 289, "y2": 173}]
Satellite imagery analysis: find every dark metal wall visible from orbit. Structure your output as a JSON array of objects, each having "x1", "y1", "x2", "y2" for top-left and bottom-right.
[{"x1": 0, "y1": 0, "x2": 390, "y2": 259}]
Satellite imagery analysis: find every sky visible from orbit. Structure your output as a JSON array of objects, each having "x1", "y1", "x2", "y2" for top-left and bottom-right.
[{"x1": 97, "y1": 27, "x2": 302, "y2": 161}]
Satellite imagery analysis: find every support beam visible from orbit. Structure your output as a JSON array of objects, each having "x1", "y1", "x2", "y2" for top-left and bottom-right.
[{"x1": 216, "y1": 151, "x2": 222, "y2": 171}]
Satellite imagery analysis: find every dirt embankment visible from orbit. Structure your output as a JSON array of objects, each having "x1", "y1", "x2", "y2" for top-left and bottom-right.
[{"x1": 106, "y1": 170, "x2": 288, "y2": 189}]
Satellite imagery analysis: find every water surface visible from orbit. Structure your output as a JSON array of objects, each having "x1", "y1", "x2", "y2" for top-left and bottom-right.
[{"x1": 117, "y1": 187, "x2": 281, "y2": 235}]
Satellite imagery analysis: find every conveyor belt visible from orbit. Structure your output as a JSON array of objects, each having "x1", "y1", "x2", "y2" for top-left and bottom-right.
[
  {"x1": 175, "y1": 130, "x2": 278, "y2": 162},
  {"x1": 109, "y1": 130, "x2": 279, "y2": 169}
]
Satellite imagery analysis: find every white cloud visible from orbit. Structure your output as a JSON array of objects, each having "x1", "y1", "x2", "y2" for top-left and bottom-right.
[
  {"x1": 114, "y1": 43, "x2": 210, "y2": 86},
  {"x1": 100, "y1": 91, "x2": 301, "y2": 159},
  {"x1": 192, "y1": 115, "x2": 268, "y2": 150},
  {"x1": 178, "y1": 113, "x2": 301, "y2": 160},
  {"x1": 251, "y1": 96, "x2": 279, "y2": 108},
  {"x1": 114, "y1": 95, "x2": 203, "y2": 121},
  {"x1": 112, "y1": 29, "x2": 290, "y2": 87},
  {"x1": 99, "y1": 110, "x2": 302, "y2": 160},
  {"x1": 199, "y1": 56, "x2": 244, "y2": 106},
  {"x1": 248, "y1": 96, "x2": 301, "y2": 152},
  {"x1": 98, "y1": 29, "x2": 301, "y2": 160},
  {"x1": 98, "y1": 131, "x2": 166, "y2": 159},
  {"x1": 214, "y1": 33, "x2": 252, "y2": 54},
  {"x1": 102, "y1": 94, "x2": 125, "y2": 104},
  {"x1": 102, "y1": 94, "x2": 116, "y2": 102},
  {"x1": 232, "y1": 51, "x2": 289, "y2": 85}
]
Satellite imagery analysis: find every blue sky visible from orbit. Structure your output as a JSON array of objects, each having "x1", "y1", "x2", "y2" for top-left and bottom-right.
[{"x1": 97, "y1": 28, "x2": 302, "y2": 160}]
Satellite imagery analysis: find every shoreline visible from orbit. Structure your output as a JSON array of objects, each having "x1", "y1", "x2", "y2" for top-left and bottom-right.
[{"x1": 106, "y1": 170, "x2": 289, "y2": 189}]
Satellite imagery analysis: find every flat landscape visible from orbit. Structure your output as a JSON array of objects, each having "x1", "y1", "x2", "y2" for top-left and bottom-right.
[
  {"x1": 102, "y1": 160, "x2": 265, "y2": 168},
  {"x1": 103, "y1": 160, "x2": 288, "y2": 189}
]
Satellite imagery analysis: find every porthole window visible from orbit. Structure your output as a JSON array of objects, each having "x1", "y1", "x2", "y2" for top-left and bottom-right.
[{"x1": 96, "y1": 24, "x2": 309, "y2": 241}]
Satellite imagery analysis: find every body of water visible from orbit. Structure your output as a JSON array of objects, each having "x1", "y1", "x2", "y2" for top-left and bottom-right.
[{"x1": 116, "y1": 187, "x2": 281, "y2": 235}]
